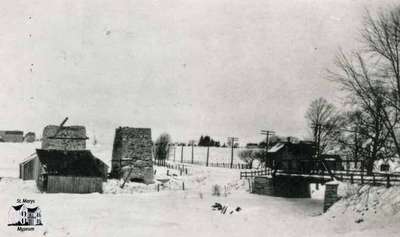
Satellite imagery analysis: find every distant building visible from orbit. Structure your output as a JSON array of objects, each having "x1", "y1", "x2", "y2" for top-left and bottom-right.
[
  {"x1": 0, "y1": 130, "x2": 24, "y2": 143},
  {"x1": 24, "y1": 132, "x2": 36, "y2": 143},
  {"x1": 267, "y1": 141, "x2": 316, "y2": 172},
  {"x1": 246, "y1": 143, "x2": 259, "y2": 149},
  {"x1": 267, "y1": 141, "x2": 343, "y2": 172}
]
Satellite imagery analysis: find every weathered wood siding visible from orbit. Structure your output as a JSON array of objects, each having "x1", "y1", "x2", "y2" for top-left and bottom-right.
[
  {"x1": 47, "y1": 175, "x2": 103, "y2": 193},
  {"x1": 20, "y1": 157, "x2": 40, "y2": 180}
]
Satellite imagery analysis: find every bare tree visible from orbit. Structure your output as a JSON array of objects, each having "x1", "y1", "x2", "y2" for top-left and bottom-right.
[
  {"x1": 330, "y1": 6, "x2": 400, "y2": 163},
  {"x1": 339, "y1": 109, "x2": 390, "y2": 174},
  {"x1": 154, "y1": 133, "x2": 171, "y2": 162},
  {"x1": 305, "y1": 97, "x2": 343, "y2": 157}
]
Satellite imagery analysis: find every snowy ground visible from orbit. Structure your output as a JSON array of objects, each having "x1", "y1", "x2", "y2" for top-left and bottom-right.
[{"x1": 1, "y1": 143, "x2": 400, "y2": 236}]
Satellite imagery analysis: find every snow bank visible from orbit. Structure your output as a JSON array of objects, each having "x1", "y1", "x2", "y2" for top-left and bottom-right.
[
  {"x1": 0, "y1": 142, "x2": 40, "y2": 177},
  {"x1": 325, "y1": 182, "x2": 400, "y2": 231}
]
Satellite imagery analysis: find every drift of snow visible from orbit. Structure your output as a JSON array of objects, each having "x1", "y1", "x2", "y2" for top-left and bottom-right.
[{"x1": 1, "y1": 143, "x2": 400, "y2": 237}]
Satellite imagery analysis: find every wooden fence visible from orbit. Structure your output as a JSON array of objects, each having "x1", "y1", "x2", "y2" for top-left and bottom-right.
[
  {"x1": 240, "y1": 168, "x2": 400, "y2": 187},
  {"x1": 178, "y1": 160, "x2": 250, "y2": 169},
  {"x1": 47, "y1": 175, "x2": 103, "y2": 193},
  {"x1": 154, "y1": 158, "x2": 250, "y2": 170},
  {"x1": 240, "y1": 168, "x2": 272, "y2": 179},
  {"x1": 153, "y1": 160, "x2": 189, "y2": 175}
]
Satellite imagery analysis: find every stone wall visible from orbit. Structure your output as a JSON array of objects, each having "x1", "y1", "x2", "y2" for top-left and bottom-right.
[
  {"x1": 41, "y1": 125, "x2": 87, "y2": 150},
  {"x1": 111, "y1": 127, "x2": 153, "y2": 184},
  {"x1": 252, "y1": 176, "x2": 275, "y2": 195},
  {"x1": 252, "y1": 176, "x2": 311, "y2": 198}
]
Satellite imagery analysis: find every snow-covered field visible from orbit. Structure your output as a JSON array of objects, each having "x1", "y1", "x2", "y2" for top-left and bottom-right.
[
  {"x1": 168, "y1": 146, "x2": 252, "y2": 165},
  {"x1": 1, "y1": 143, "x2": 400, "y2": 237}
]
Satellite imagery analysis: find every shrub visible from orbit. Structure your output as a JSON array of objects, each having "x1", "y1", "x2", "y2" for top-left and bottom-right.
[{"x1": 212, "y1": 184, "x2": 221, "y2": 196}]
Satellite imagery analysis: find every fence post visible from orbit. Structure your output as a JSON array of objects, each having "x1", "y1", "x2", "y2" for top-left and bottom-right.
[
  {"x1": 157, "y1": 184, "x2": 160, "y2": 192},
  {"x1": 373, "y1": 175, "x2": 376, "y2": 186},
  {"x1": 206, "y1": 145, "x2": 210, "y2": 167},
  {"x1": 181, "y1": 145, "x2": 184, "y2": 163},
  {"x1": 191, "y1": 143, "x2": 194, "y2": 164},
  {"x1": 173, "y1": 145, "x2": 176, "y2": 162},
  {"x1": 361, "y1": 172, "x2": 364, "y2": 185},
  {"x1": 350, "y1": 174, "x2": 354, "y2": 184},
  {"x1": 182, "y1": 182, "x2": 185, "y2": 190},
  {"x1": 387, "y1": 175, "x2": 391, "y2": 188}
]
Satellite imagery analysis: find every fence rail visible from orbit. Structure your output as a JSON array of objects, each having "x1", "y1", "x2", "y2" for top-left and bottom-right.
[
  {"x1": 240, "y1": 168, "x2": 272, "y2": 179},
  {"x1": 176, "y1": 160, "x2": 250, "y2": 169},
  {"x1": 239, "y1": 163, "x2": 400, "y2": 187},
  {"x1": 153, "y1": 160, "x2": 189, "y2": 175}
]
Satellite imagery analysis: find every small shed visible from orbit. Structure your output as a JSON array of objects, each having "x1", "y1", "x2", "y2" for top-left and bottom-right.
[
  {"x1": 36, "y1": 149, "x2": 108, "y2": 193},
  {"x1": 19, "y1": 154, "x2": 40, "y2": 181}
]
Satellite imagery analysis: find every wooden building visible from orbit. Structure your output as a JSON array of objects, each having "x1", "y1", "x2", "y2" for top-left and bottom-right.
[
  {"x1": 19, "y1": 119, "x2": 108, "y2": 193},
  {"x1": 267, "y1": 141, "x2": 315, "y2": 172},
  {"x1": 267, "y1": 141, "x2": 343, "y2": 173},
  {"x1": 35, "y1": 149, "x2": 107, "y2": 193},
  {"x1": 0, "y1": 130, "x2": 24, "y2": 143}
]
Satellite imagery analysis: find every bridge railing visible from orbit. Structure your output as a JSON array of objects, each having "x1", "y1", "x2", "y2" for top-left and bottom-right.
[
  {"x1": 240, "y1": 168, "x2": 272, "y2": 179},
  {"x1": 241, "y1": 159, "x2": 400, "y2": 187}
]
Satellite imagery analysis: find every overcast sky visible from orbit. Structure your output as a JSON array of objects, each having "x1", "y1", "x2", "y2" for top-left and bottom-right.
[{"x1": 0, "y1": 0, "x2": 398, "y2": 145}]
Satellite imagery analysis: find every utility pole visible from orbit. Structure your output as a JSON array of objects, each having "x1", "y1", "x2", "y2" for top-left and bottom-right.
[
  {"x1": 313, "y1": 123, "x2": 322, "y2": 159},
  {"x1": 206, "y1": 144, "x2": 210, "y2": 167},
  {"x1": 173, "y1": 144, "x2": 176, "y2": 162},
  {"x1": 180, "y1": 144, "x2": 184, "y2": 163},
  {"x1": 261, "y1": 130, "x2": 275, "y2": 168},
  {"x1": 189, "y1": 140, "x2": 196, "y2": 164},
  {"x1": 228, "y1": 137, "x2": 239, "y2": 168}
]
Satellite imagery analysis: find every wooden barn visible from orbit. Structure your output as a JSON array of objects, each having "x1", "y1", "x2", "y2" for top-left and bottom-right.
[
  {"x1": 267, "y1": 141, "x2": 315, "y2": 172},
  {"x1": 19, "y1": 118, "x2": 109, "y2": 193},
  {"x1": 267, "y1": 141, "x2": 343, "y2": 173},
  {"x1": 35, "y1": 149, "x2": 108, "y2": 193}
]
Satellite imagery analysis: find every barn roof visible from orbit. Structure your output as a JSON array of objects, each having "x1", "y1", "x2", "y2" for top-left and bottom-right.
[
  {"x1": 268, "y1": 143, "x2": 285, "y2": 153},
  {"x1": 36, "y1": 149, "x2": 107, "y2": 177},
  {"x1": 267, "y1": 142, "x2": 315, "y2": 158}
]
